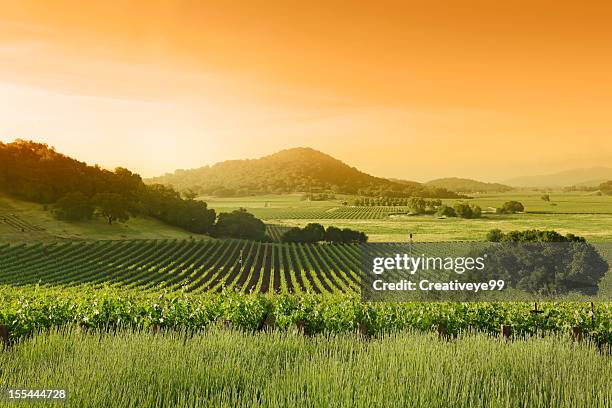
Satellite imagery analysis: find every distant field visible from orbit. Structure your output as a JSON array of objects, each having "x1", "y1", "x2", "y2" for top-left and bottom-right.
[
  {"x1": 278, "y1": 214, "x2": 612, "y2": 242},
  {"x1": 203, "y1": 192, "x2": 612, "y2": 242}
]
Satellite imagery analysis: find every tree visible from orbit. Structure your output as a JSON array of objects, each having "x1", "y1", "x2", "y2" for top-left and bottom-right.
[
  {"x1": 486, "y1": 228, "x2": 504, "y2": 242},
  {"x1": 474, "y1": 229, "x2": 608, "y2": 295},
  {"x1": 93, "y1": 193, "x2": 130, "y2": 225},
  {"x1": 324, "y1": 226, "x2": 344, "y2": 243},
  {"x1": 324, "y1": 226, "x2": 368, "y2": 243},
  {"x1": 454, "y1": 203, "x2": 473, "y2": 219},
  {"x1": 53, "y1": 192, "x2": 94, "y2": 221},
  {"x1": 599, "y1": 180, "x2": 612, "y2": 195},
  {"x1": 408, "y1": 197, "x2": 426, "y2": 214},
  {"x1": 213, "y1": 209, "x2": 266, "y2": 240},
  {"x1": 303, "y1": 223, "x2": 326, "y2": 242},
  {"x1": 182, "y1": 189, "x2": 198, "y2": 200},
  {"x1": 436, "y1": 205, "x2": 456, "y2": 217},
  {"x1": 541, "y1": 194, "x2": 550, "y2": 202},
  {"x1": 497, "y1": 201, "x2": 524, "y2": 214}
]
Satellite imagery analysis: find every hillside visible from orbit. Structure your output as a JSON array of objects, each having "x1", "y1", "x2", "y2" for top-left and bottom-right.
[
  {"x1": 425, "y1": 177, "x2": 513, "y2": 193},
  {"x1": 504, "y1": 167, "x2": 612, "y2": 188},
  {"x1": 148, "y1": 147, "x2": 460, "y2": 198},
  {"x1": 0, "y1": 139, "x2": 216, "y2": 237},
  {"x1": 0, "y1": 194, "x2": 200, "y2": 242}
]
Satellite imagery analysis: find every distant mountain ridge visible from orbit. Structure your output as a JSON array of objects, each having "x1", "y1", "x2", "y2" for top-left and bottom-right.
[
  {"x1": 424, "y1": 177, "x2": 513, "y2": 193},
  {"x1": 504, "y1": 167, "x2": 612, "y2": 188},
  {"x1": 147, "y1": 147, "x2": 461, "y2": 198}
]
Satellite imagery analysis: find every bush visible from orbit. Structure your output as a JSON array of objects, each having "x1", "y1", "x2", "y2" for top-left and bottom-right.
[{"x1": 497, "y1": 201, "x2": 524, "y2": 214}]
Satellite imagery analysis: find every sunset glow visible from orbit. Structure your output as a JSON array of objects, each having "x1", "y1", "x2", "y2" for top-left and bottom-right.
[{"x1": 1, "y1": 1, "x2": 611, "y2": 181}]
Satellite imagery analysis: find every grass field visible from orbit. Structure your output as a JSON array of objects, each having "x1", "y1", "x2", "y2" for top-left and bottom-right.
[{"x1": 1, "y1": 328, "x2": 610, "y2": 407}]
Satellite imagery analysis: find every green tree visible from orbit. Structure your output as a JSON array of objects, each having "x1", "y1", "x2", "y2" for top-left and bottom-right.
[
  {"x1": 93, "y1": 193, "x2": 130, "y2": 225},
  {"x1": 53, "y1": 192, "x2": 94, "y2": 221},
  {"x1": 497, "y1": 201, "x2": 524, "y2": 214},
  {"x1": 213, "y1": 208, "x2": 266, "y2": 240},
  {"x1": 409, "y1": 197, "x2": 426, "y2": 214},
  {"x1": 476, "y1": 229, "x2": 608, "y2": 295},
  {"x1": 454, "y1": 203, "x2": 473, "y2": 219},
  {"x1": 182, "y1": 189, "x2": 198, "y2": 200},
  {"x1": 599, "y1": 181, "x2": 612, "y2": 195},
  {"x1": 436, "y1": 205, "x2": 456, "y2": 217}
]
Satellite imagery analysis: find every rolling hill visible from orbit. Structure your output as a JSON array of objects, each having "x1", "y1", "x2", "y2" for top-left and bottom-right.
[
  {"x1": 504, "y1": 167, "x2": 612, "y2": 188},
  {"x1": 147, "y1": 147, "x2": 460, "y2": 198},
  {"x1": 425, "y1": 177, "x2": 513, "y2": 193}
]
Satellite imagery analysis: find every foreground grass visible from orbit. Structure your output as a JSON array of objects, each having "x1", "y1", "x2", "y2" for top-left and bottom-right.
[{"x1": 1, "y1": 329, "x2": 610, "y2": 407}]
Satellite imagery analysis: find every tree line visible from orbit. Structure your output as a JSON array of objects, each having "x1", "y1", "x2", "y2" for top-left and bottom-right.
[
  {"x1": 0, "y1": 140, "x2": 274, "y2": 238},
  {"x1": 281, "y1": 223, "x2": 368, "y2": 244}
]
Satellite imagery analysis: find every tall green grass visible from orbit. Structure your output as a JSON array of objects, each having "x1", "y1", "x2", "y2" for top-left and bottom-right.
[{"x1": 1, "y1": 328, "x2": 610, "y2": 407}]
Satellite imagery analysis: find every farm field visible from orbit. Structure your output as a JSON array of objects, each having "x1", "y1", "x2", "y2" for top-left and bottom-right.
[
  {"x1": 1, "y1": 328, "x2": 610, "y2": 408},
  {"x1": 202, "y1": 192, "x2": 612, "y2": 242},
  {"x1": 203, "y1": 191, "x2": 612, "y2": 216},
  {"x1": 0, "y1": 239, "x2": 362, "y2": 294},
  {"x1": 2, "y1": 191, "x2": 612, "y2": 407},
  {"x1": 279, "y1": 213, "x2": 612, "y2": 242}
]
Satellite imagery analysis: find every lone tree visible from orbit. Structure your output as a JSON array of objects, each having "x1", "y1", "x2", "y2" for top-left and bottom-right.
[
  {"x1": 53, "y1": 192, "x2": 94, "y2": 221},
  {"x1": 541, "y1": 194, "x2": 550, "y2": 202},
  {"x1": 497, "y1": 201, "x2": 524, "y2": 214},
  {"x1": 93, "y1": 193, "x2": 130, "y2": 225}
]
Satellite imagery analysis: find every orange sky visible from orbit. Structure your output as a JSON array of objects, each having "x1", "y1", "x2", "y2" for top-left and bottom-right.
[{"x1": 1, "y1": 1, "x2": 611, "y2": 181}]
